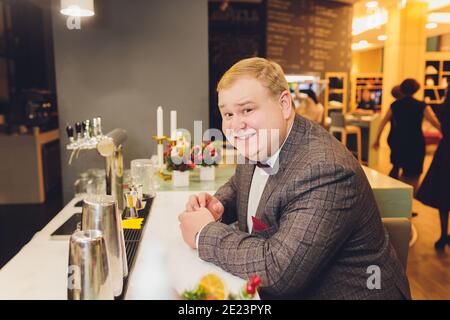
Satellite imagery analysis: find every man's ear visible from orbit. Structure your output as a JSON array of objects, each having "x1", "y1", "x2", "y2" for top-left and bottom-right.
[{"x1": 279, "y1": 90, "x2": 293, "y2": 120}]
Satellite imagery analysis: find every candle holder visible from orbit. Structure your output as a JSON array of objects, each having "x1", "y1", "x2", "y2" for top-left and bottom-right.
[
  {"x1": 152, "y1": 135, "x2": 168, "y2": 144},
  {"x1": 168, "y1": 139, "x2": 177, "y2": 147},
  {"x1": 152, "y1": 135, "x2": 168, "y2": 172}
]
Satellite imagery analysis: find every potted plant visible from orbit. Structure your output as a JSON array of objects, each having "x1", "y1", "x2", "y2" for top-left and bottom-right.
[
  {"x1": 165, "y1": 145, "x2": 195, "y2": 187},
  {"x1": 191, "y1": 141, "x2": 221, "y2": 181}
]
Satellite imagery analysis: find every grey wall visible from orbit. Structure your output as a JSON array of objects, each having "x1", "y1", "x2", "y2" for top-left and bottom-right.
[{"x1": 52, "y1": 0, "x2": 209, "y2": 203}]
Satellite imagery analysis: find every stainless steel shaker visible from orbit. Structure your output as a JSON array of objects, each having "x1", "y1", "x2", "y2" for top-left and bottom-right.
[
  {"x1": 67, "y1": 230, "x2": 114, "y2": 300},
  {"x1": 81, "y1": 194, "x2": 128, "y2": 297}
]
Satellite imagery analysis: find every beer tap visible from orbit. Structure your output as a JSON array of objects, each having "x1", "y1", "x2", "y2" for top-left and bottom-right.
[
  {"x1": 66, "y1": 125, "x2": 75, "y2": 145},
  {"x1": 75, "y1": 122, "x2": 83, "y2": 144},
  {"x1": 83, "y1": 120, "x2": 91, "y2": 141},
  {"x1": 96, "y1": 117, "x2": 103, "y2": 137},
  {"x1": 92, "y1": 118, "x2": 99, "y2": 138}
]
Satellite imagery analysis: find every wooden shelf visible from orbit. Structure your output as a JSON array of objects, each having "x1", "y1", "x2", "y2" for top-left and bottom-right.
[
  {"x1": 324, "y1": 72, "x2": 348, "y2": 123},
  {"x1": 351, "y1": 73, "x2": 383, "y2": 112},
  {"x1": 424, "y1": 53, "x2": 450, "y2": 105},
  {"x1": 424, "y1": 86, "x2": 447, "y2": 90}
]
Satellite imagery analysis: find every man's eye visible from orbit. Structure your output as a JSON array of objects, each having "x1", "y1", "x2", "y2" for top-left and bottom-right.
[
  {"x1": 224, "y1": 113, "x2": 233, "y2": 119},
  {"x1": 243, "y1": 109, "x2": 253, "y2": 114}
]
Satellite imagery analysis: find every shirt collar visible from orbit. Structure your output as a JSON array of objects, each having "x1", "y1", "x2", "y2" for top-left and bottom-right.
[{"x1": 263, "y1": 120, "x2": 294, "y2": 169}]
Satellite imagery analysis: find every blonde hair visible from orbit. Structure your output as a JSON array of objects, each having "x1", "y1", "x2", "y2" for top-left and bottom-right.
[{"x1": 217, "y1": 57, "x2": 289, "y2": 100}]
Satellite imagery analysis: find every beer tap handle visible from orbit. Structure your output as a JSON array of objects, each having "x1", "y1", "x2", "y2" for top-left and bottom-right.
[
  {"x1": 83, "y1": 120, "x2": 91, "y2": 139},
  {"x1": 75, "y1": 122, "x2": 82, "y2": 138},
  {"x1": 92, "y1": 118, "x2": 98, "y2": 137},
  {"x1": 66, "y1": 125, "x2": 74, "y2": 141},
  {"x1": 96, "y1": 117, "x2": 103, "y2": 136}
]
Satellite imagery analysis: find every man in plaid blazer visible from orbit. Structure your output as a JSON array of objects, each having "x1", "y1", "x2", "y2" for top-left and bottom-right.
[{"x1": 178, "y1": 58, "x2": 411, "y2": 299}]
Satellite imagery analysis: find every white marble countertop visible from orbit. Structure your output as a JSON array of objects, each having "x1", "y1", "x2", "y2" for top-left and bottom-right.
[{"x1": 0, "y1": 192, "x2": 249, "y2": 300}]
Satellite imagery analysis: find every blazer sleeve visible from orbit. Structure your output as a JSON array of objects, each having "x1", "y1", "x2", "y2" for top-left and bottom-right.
[
  {"x1": 198, "y1": 162, "x2": 359, "y2": 297},
  {"x1": 213, "y1": 166, "x2": 239, "y2": 225}
]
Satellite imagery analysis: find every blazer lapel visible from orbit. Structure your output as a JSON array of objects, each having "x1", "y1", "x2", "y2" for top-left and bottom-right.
[
  {"x1": 237, "y1": 163, "x2": 255, "y2": 232},
  {"x1": 253, "y1": 115, "x2": 306, "y2": 227}
]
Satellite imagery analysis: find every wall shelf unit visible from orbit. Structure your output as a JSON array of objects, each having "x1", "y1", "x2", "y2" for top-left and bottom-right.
[
  {"x1": 351, "y1": 73, "x2": 383, "y2": 112},
  {"x1": 424, "y1": 52, "x2": 450, "y2": 108},
  {"x1": 324, "y1": 72, "x2": 348, "y2": 119}
]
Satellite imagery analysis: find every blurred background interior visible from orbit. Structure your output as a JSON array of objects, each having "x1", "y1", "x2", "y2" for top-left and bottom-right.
[{"x1": 0, "y1": 0, "x2": 448, "y2": 299}]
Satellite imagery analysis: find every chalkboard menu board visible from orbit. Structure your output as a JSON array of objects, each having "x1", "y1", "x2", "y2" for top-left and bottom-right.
[
  {"x1": 267, "y1": 0, "x2": 352, "y2": 75},
  {"x1": 208, "y1": 1, "x2": 266, "y2": 130}
]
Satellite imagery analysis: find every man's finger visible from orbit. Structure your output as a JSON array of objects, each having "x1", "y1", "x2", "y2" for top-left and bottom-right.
[
  {"x1": 198, "y1": 192, "x2": 209, "y2": 207},
  {"x1": 207, "y1": 198, "x2": 223, "y2": 213},
  {"x1": 188, "y1": 195, "x2": 200, "y2": 210},
  {"x1": 214, "y1": 201, "x2": 224, "y2": 214},
  {"x1": 178, "y1": 211, "x2": 187, "y2": 222}
]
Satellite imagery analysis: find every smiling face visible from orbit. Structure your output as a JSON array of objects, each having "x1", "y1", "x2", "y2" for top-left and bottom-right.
[{"x1": 218, "y1": 76, "x2": 294, "y2": 162}]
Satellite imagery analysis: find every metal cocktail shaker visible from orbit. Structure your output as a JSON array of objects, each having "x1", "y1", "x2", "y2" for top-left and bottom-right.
[
  {"x1": 67, "y1": 230, "x2": 114, "y2": 300},
  {"x1": 81, "y1": 194, "x2": 128, "y2": 297}
]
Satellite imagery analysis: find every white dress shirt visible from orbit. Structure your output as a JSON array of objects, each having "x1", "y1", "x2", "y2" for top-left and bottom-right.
[
  {"x1": 195, "y1": 121, "x2": 294, "y2": 248},
  {"x1": 246, "y1": 122, "x2": 293, "y2": 233}
]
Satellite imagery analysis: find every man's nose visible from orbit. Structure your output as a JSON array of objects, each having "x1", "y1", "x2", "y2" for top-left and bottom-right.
[{"x1": 231, "y1": 115, "x2": 246, "y2": 131}]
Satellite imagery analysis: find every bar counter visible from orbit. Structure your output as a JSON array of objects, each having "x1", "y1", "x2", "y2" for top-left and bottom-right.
[{"x1": 0, "y1": 165, "x2": 412, "y2": 299}]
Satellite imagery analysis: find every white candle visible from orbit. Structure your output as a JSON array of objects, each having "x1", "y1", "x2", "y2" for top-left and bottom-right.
[
  {"x1": 158, "y1": 144, "x2": 164, "y2": 169},
  {"x1": 170, "y1": 110, "x2": 177, "y2": 140},
  {"x1": 157, "y1": 106, "x2": 163, "y2": 137}
]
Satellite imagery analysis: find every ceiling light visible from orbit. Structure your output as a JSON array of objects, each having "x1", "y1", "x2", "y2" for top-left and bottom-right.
[
  {"x1": 428, "y1": 12, "x2": 450, "y2": 24},
  {"x1": 426, "y1": 22, "x2": 438, "y2": 29},
  {"x1": 377, "y1": 34, "x2": 388, "y2": 41},
  {"x1": 428, "y1": 0, "x2": 450, "y2": 11},
  {"x1": 366, "y1": 1, "x2": 379, "y2": 9},
  {"x1": 352, "y1": 9, "x2": 388, "y2": 36},
  {"x1": 60, "y1": 0, "x2": 94, "y2": 17},
  {"x1": 352, "y1": 40, "x2": 370, "y2": 51}
]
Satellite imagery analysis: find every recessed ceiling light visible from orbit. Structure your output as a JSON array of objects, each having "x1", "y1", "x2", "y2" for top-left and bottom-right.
[
  {"x1": 60, "y1": 0, "x2": 95, "y2": 17},
  {"x1": 377, "y1": 34, "x2": 388, "y2": 41},
  {"x1": 426, "y1": 22, "x2": 438, "y2": 29},
  {"x1": 352, "y1": 40, "x2": 370, "y2": 50},
  {"x1": 366, "y1": 1, "x2": 379, "y2": 9},
  {"x1": 428, "y1": 12, "x2": 450, "y2": 24}
]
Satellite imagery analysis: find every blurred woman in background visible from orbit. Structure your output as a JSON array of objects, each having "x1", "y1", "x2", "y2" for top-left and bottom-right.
[
  {"x1": 373, "y1": 79, "x2": 441, "y2": 192},
  {"x1": 416, "y1": 90, "x2": 450, "y2": 249},
  {"x1": 294, "y1": 88, "x2": 324, "y2": 124}
]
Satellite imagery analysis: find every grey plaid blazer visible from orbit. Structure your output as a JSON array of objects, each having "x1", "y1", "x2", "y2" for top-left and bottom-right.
[{"x1": 198, "y1": 114, "x2": 411, "y2": 300}]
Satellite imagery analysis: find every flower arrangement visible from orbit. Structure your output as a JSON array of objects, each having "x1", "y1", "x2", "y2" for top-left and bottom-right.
[
  {"x1": 182, "y1": 274, "x2": 262, "y2": 300},
  {"x1": 191, "y1": 141, "x2": 222, "y2": 167},
  {"x1": 164, "y1": 145, "x2": 195, "y2": 172}
]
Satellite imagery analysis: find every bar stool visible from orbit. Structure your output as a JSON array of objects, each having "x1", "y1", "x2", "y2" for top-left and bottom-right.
[{"x1": 329, "y1": 113, "x2": 362, "y2": 163}]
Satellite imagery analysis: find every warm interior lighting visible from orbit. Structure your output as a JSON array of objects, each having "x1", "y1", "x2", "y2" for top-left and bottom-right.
[
  {"x1": 285, "y1": 75, "x2": 317, "y2": 82},
  {"x1": 377, "y1": 34, "x2": 388, "y2": 41},
  {"x1": 366, "y1": 1, "x2": 379, "y2": 9},
  {"x1": 60, "y1": 0, "x2": 94, "y2": 17},
  {"x1": 425, "y1": 65, "x2": 439, "y2": 75},
  {"x1": 352, "y1": 9, "x2": 388, "y2": 36},
  {"x1": 428, "y1": 0, "x2": 450, "y2": 11},
  {"x1": 428, "y1": 12, "x2": 450, "y2": 24},
  {"x1": 426, "y1": 22, "x2": 438, "y2": 29},
  {"x1": 352, "y1": 40, "x2": 370, "y2": 51}
]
